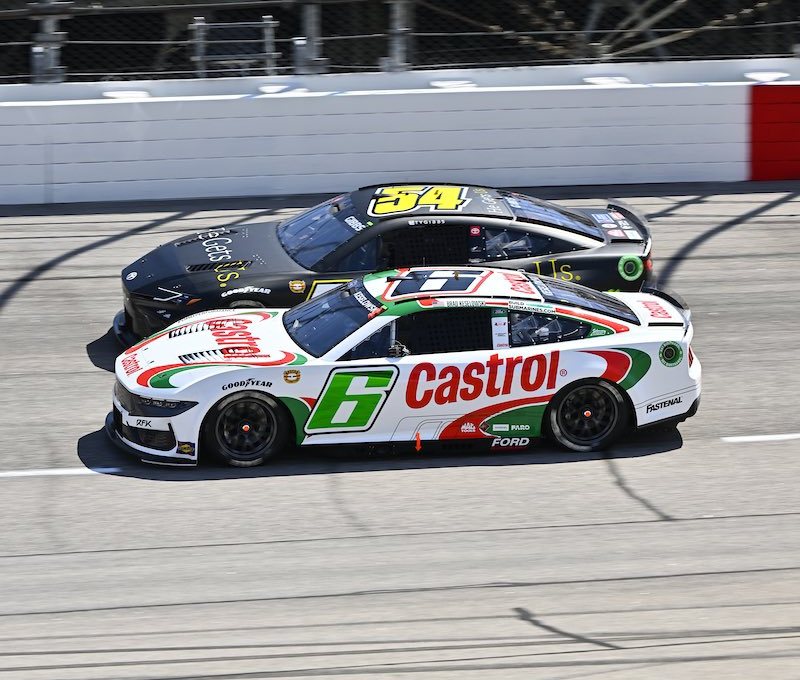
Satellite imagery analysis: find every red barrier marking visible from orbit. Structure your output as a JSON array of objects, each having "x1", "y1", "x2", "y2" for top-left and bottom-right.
[{"x1": 751, "y1": 84, "x2": 800, "y2": 180}]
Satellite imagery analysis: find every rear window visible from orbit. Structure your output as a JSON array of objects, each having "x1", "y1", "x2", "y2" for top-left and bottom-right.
[
  {"x1": 527, "y1": 275, "x2": 639, "y2": 325},
  {"x1": 499, "y1": 191, "x2": 603, "y2": 240}
]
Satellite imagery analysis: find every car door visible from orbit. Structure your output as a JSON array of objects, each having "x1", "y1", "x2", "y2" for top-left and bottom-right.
[{"x1": 300, "y1": 306, "x2": 496, "y2": 445}]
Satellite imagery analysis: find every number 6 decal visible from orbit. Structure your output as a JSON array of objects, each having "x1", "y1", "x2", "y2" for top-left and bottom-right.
[{"x1": 306, "y1": 367, "x2": 398, "y2": 434}]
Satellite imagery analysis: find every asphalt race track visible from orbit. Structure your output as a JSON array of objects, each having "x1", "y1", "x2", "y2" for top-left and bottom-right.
[{"x1": 0, "y1": 181, "x2": 798, "y2": 679}]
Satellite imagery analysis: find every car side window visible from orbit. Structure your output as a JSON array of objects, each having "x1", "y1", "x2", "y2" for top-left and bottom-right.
[
  {"x1": 339, "y1": 324, "x2": 392, "y2": 360},
  {"x1": 483, "y1": 227, "x2": 552, "y2": 261},
  {"x1": 508, "y1": 311, "x2": 590, "y2": 346},
  {"x1": 396, "y1": 308, "x2": 494, "y2": 355},
  {"x1": 381, "y1": 225, "x2": 471, "y2": 267},
  {"x1": 469, "y1": 226, "x2": 582, "y2": 263}
]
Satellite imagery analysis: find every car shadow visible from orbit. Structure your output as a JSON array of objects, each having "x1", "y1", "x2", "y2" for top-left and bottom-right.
[
  {"x1": 76, "y1": 426, "x2": 683, "y2": 482},
  {"x1": 86, "y1": 327, "x2": 121, "y2": 372}
]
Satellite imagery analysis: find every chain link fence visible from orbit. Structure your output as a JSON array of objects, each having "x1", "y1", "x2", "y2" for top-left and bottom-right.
[{"x1": 0, "y1": 0, "x2": 798, "y2": 83}]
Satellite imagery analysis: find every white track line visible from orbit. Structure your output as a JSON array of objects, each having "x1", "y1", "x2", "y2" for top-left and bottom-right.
[
  {"x1": 0, "y1": 467, "x2": 120, "y2": 479},
  {"x1": 721, "y1": 433, "x2": 800, "y2": 443}
]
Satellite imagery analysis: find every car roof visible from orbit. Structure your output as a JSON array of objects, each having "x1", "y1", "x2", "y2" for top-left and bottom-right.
[
  {"x1": 350, "y1": 183, "x2": 514, "y2": 221},
  {"x1": 362, "y1": 267, "x2": 545, "y2": 306},
  {"x1": 346, "y1": 183, "x2": 605, "y2": 242}
]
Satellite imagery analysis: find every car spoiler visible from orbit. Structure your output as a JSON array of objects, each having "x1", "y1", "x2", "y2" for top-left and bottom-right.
[
  {"x1": 606, "y1": 199, "x2": 652, "y2": 252},
  {"x1": 642, "y1": 284, "x2": 692, "y2": 334}
]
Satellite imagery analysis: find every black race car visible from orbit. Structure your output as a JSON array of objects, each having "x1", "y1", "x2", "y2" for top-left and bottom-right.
[{"x1": 115, "y1": 183, "x2": 654, "y2": 344}]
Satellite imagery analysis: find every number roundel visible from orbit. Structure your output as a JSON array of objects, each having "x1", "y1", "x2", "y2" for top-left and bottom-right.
[{"x1": 367, "y1": 185, "x2": 470, "y2": 217}]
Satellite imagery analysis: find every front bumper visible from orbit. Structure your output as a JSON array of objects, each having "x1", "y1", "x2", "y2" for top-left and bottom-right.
[
  {"x1": 113, "y1": 309, "x2": 141, "y2": 348},
  {"x1": 106, "y1": 397, "x2": 200, "y2": 466}
]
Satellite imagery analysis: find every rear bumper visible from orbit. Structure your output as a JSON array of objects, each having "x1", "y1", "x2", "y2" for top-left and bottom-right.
[{"x1": 640, "y1": 396, "x2": 700, "y2": 429}]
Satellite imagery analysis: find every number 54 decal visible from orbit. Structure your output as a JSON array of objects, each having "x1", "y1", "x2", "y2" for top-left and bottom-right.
[
  {"x1": 305, "y1": 367, "x2": 398, "y2": 434},
  {"x1": 367, "y1": 185, "x2": 470, "y2": 217}
]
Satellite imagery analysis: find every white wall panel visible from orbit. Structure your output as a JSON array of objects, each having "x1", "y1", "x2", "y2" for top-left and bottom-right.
[{"x1": 0, "y1": 59, "x2": 759, "y2": 204}]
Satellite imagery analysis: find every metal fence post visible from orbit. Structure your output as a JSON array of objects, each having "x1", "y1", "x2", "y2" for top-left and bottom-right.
[
  {"x1": 301, "y1": 3, "x2": 326, "y2": 74},
  {"x1": 292, "y1": 37, "x2": 309, "y2": 74},
  {"x1": 28, "y1": 0, "x2": 72, "y2": 83},
  {"x1": 384, "y1": 0, "x2": 411, "y2": 71},
  {"x1": 190, "y1": 16, "x2": 208, "y2": 77},
  {"x1": 262, "y1": 15, "x2": 279, "y2": 76}
]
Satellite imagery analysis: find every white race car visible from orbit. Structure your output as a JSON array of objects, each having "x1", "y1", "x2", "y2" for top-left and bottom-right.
[{"x1": 107, "y1": 267, "x2": 701, "y2": 466}]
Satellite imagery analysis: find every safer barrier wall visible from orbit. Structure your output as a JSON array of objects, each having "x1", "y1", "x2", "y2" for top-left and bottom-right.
[{"x1": 0, "y1": 58, "x2": 797, "y2": 204}]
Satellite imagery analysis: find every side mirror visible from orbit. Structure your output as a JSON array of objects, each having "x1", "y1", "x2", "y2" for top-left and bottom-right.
[{"x1": 388, "y1": 341, "x2": 410, "y2": 358}]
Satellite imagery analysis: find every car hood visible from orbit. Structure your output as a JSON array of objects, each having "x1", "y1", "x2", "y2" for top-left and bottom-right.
[
  {"x1": 121, "y1": 222, "x2": 304, "y2": 296},
  {"x1": 115, "y1": 309, "x2": 310, "y2": 391}
]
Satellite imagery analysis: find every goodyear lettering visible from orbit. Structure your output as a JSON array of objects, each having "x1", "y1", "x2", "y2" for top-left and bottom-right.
[
  {"x1": 646, "y1": 396, "x2": 682, "y2": 413},
  {"x1": 406, "y1": 351, "x2": 559, "y2": 408},
  {"x1": 222, "y1": 378, "x2": 273, "y2": 391}
]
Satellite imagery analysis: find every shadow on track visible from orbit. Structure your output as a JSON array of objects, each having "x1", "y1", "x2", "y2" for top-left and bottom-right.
[
  {"x1": 86, "y1": 328, "x2": 120, "y2": 372},
  {"x1": 77, "y1": 426, "x2": 683, "y2": 482}
]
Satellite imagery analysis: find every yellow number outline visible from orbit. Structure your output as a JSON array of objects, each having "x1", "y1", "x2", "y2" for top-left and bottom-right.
[{"x1": 367, "y1": 185, "x2": 470, "y2": 217}]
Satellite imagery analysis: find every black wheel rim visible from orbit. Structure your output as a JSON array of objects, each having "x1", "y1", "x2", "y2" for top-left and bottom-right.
[
  {"x1": 557, "y1": 385, "x2": 618, "y2": 445},
  {"x1": 215, "y1": 399, "x2": 276, "y2": 461}
]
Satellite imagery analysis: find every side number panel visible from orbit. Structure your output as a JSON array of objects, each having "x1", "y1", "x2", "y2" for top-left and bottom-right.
[{"x1": 305, "y1": 367, "x2": 398, "y2": 435}]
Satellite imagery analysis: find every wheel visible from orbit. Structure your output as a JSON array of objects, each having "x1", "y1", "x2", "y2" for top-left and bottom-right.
[
  {"x1": 202, "y1": 391, "x2": 290, "y2": 466},
  {"x1": 548, "y1": 380, "x2": 628, "y2": 452},
  {"x1": 228, "y1": 299, "x2": 265, "y2": 309}
]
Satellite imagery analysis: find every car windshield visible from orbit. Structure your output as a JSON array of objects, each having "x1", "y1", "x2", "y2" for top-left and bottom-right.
[
  {"x1": 527, "y1": 275, "x2": 640, "y2": 325},
  {"x1": 277, "y1": 194, "x2": 365, "y2": 270},
  {"x1": 499, "y1": 191, "x2": 603, "y2": 240},
  {"x1": 283, "y1": 279, "x2": 383, "y2": 356}
]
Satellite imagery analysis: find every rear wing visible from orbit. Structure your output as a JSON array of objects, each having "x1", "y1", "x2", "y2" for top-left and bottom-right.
[
  {"x1": 605, "y1": 200, "x2": 652, "y2": 251},
  {"x1": 641, "y1": 285, "x2": 692, "y2": 334}
]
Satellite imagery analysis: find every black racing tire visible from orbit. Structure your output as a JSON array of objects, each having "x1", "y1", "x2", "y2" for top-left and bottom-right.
[
  {"x1": 228, "y1": 299, "x2": 266, "y2": 309},
  {"x1": 202, "y1": 391, "x2": 290, "y2": 467},
  {"x1": 547, "y1": 379, "x2": 629, "y2": 452}
]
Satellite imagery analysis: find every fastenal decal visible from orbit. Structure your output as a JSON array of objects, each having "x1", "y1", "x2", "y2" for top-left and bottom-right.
[
  {"x1": 306, "y1": 367, "x2": 398, "y2": 434},
  {"x1": 647, "y1": 396, "x2": 683, "y2": 413}
]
